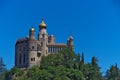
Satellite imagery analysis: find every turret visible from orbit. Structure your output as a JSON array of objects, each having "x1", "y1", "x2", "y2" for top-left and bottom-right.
[
  {"x1": 38, "y1": 18, "x2": 48, "y2": 56},
  {"x1": 67, "y1": 36, "x2": 74, "y2": 50},
  {"x1": 67, "y1": 36, "x2": 74, "y2": 47},
  {"x1": 29, "y1": 27, "x2": 35, "y2": 39},
  {"x1": 38, "y1": 18, "x2": 48, "y2": 41},
  {"x1": 48, "y1": 35, "x2": 55, "y2": 44}
]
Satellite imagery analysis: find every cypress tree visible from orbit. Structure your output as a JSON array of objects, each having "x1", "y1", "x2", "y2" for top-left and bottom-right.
[{"x1": 81, "y1": 52, "x2": 84, "y2": 64}]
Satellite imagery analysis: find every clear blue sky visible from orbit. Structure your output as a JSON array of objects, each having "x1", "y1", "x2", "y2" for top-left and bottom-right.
[{"x1": 1, "y1": 0, "x2": 120, "y2": 73}]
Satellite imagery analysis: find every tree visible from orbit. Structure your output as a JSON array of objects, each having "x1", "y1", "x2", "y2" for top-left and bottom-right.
[
  {"x1": 4, "y1": 47, "x2": 106, "y2": 80},
  {"x1": 76, "y1": 53, "x2": 81, "y2": 62},
  {"x1": 87, "y1": 56, "x2": 103, "y2": 80},
  {"x1": 41, "y1": 47, "x2": 75, "y2": 69},
  {"x1": 6, "y1": 67, "x2": 25, "y2": 80},
  {"x1": 105, "y1": 64, "x2": 120, "y2": 80},
  {"x1": 0, "y1": 58, "x2": 6, "y2": 74},
  {"x1": 73, "y1": 53, "x2": 80, "y2": 69},
  {"x1": 0, "y1": 58, "x2": 7, "y2": 80},
  {"x1": 81, "y1": 52, "x2": 84, "y2": 64}
]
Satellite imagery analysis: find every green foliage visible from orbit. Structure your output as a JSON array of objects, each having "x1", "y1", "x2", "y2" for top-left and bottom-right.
[
  {"x1": 3, "y1": 47, "x2": 109, "y2": 80},
  {"x1": 26, "y1": 66, "x2": 85, "y2": 80},
  {"x1": 81, "y1": 52, "x2": 84, "y2": 64},
  {"x1": 41, "y1": 47, "x2": 75, "y2": 69},
  {"x1": 4, "y1": 67, "x2": 25, "y2": 80},
  {"x1": 82, "y1": 56, "x2": 103, "y2": 80},
  {"x1": 0, "y1": 73, "x2": 5, "y2": 80},
  {"x1": 105, "y1": 64, "x2": 120, "y2": 80}
]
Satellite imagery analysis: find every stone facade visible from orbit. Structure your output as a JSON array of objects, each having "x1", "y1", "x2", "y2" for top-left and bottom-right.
[{"x1": 15, "y1": 19, "x2": 74, "y2": 68}]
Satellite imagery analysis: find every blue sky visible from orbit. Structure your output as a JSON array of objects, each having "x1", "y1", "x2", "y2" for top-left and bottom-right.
[{"x1": 1, "y1": 0, "x2": 120, "y2": 73}]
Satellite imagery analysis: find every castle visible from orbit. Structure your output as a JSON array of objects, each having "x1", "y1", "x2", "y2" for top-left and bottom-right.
[{"x1": 15, "y1": 19, "x2": 74, "y2": 68}]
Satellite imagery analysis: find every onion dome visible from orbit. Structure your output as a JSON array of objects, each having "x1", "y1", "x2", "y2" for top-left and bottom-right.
[{"x1": 39, "y1": 18, "x2": 47, "y2": 29}]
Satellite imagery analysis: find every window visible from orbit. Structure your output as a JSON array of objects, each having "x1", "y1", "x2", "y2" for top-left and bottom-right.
[
  {"x1": 42, "y1": 34, "x2": 45, "y2": 38},
  {"x1": 23, "y1": 54, "x2": 26, "y2": 63},
  {"x1": 19, "y1": 54, "x2": 22, "y2": 64},
  {"x1": 31, "y1": 58, "x2": 35, "y2": 61},
  {"x1": 48, "y1": 47, "x2": 51, "y2": 52},
  {"x1": 19, "y1": 48, "x2": 21, "y2": 51},
  {"x1": 37, "y1": 44, "x2": 41, "y2": 51},
  {"x1": 53, "y1": 47, "x2": 54, "y2": 52},
  {"x1": 32, "y1": 46, "x2": 34, "y2": 49},
  {"x1": 52, "y1": 47, "x2": 53, "y2": 52},
  {"x1": 41, "y1": 42, "x2": 43, "y2": 46},
  {"x1": 56, "y1": 48, "x2": 58, "y2": 52},
  {"x1": 58, "y1": 48, "x2": 60, "y2": 51},
  {"x1": 49, "y1": 47, "x2": 51, "y2": 52},
  {"x1": 54, "y1": 47, "x2": 56, "y2": 52},
  {"x1": 37, "y1": 53, "x2": 41, "y2": 57},
  {"x1": 23, "y1": 47, "x2": 25, "y2": 51}
]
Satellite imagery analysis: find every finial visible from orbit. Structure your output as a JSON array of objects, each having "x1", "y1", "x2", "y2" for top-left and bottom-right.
[
  {"x1": 41, "y1": 18, "x2": 45, "y2": 23},
  {"x1": 42, "y1": 18, "x2": 44, "y2": 21},
  {"x1": 41, "y1": 17, "x2": 45, "y2": 23}
]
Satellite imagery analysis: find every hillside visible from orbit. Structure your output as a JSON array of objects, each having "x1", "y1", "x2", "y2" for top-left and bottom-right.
[{"x1": 1, "y1": 47, "x2": 120, "y2": 80}]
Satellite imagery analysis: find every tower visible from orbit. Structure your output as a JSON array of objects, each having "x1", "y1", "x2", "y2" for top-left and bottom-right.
[
  {"x1": 38, "y1": 18, "x2": 48, "y2": 56},
  {"x1": 29, "y1": 27, "x2": 35, "y2": 39},
  {"x1": 48, "y1": 35, "x2": 55, "y2": 44},
  {"x1": 28, "y1": 27, "x2": 39, "y2": 68},
  {"x1": 67, "y1": 36, "x2": 74, "y2": 50}
]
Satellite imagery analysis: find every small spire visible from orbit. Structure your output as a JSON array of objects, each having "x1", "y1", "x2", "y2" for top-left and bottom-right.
[
  {"x1": 41, "y1": 18, "x2": 45, "y2": 24},
  {"x1": 42, "y1": 18, "x2": 44, "y2": 21}
]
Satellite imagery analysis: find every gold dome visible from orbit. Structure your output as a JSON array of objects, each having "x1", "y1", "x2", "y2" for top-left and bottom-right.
[
  {"x1": 39, "y1": 18, "x2": 47, "y2": 28},
  {"x1": 30, "y1": 27, "x2": 35, "y2": 32}
]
